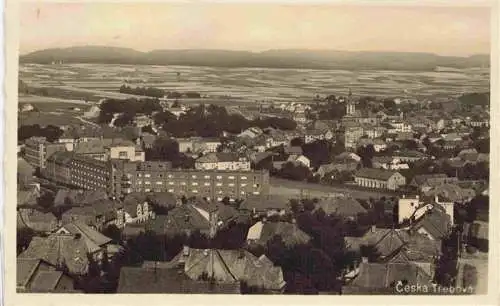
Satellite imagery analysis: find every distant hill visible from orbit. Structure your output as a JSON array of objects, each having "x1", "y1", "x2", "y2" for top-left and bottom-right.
[{"x1": 20, "y1": 46, "x2": 490, "y2": 71}]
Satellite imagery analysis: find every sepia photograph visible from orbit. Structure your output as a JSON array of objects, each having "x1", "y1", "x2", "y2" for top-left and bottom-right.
[{"x1": 10, "y1": 1, "x2": 494, "y2": 298}]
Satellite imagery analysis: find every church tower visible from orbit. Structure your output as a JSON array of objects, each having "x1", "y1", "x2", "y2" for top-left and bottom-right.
[{"x1": 346, "y1": 88, "x2": 355, "y2": 116}]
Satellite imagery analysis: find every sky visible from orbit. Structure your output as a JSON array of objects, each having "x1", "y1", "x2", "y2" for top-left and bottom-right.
[{"x1": 19, "y1": 3, "x2": 491, "y2": 56}]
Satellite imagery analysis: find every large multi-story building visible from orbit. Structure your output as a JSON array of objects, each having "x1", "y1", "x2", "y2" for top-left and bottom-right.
[
  {"x1": 44, "y1": 152, "x2": 269, "y2": 201},
  {"x1": 195, "y1": 152, "x2": 251, "y2": 171},
  {"x1": 24, "y1": 137, "x2": 69, "y2": 170},
  {"x1": 44, "y1": 151, "x2": 112, "y2": 193}
]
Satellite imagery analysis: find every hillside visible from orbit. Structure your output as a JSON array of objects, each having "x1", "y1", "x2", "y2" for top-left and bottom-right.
[{"x1": 20, "y1": 46, "x2": 490, "y2": 71}]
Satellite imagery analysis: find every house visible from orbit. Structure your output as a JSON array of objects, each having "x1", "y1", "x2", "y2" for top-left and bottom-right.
[
  {"x1": 17, "y1": 208, "x2": 59, "y2": 233},
  {"x1": 140, "y1": 132, "x2": 156, "y2": 149},
  {"x1": 354, "y1": 168, "x2": 406, "y2": 190},
  {"x1": 117, "y1": 263, "x2": 241, "y2": 293},
  {"x1": 17, "y1": 187, "x2": 39, "y2": 208},
  {"x1": 372, "y1": 156, "x2": 409, "y2": 171},
  {"x1": 53, "y1": 189, "x2": 108, "y2": 208},
  {"x1": 409, "y1": 174, "x2": 458, "y2": 193},
  {"x1": 17, "y1": 258, "x2": 79, "y2": 293},
  {"x1": 411, "y1": 205, "x2": 451, "y2": 240},
  {"x1": 287, "y1": 154, "x2": 311, "y2": 168},
  {"x1": 342, "y1": 262, "x2": 433, "y2": 294},
  {"x1": 392, "y1": 150, "x2": 428, "y2": 162},
  {"x1": 134, "y1": 114, "x2": 154, "y2": 128},
  {"x1": 240, "y1": 195, "x2": 291, "y2": 217},
  {"x1": 195, "y1": 152, "x2": 251, "y2": 171},
  {"x1": 161, "y1": 200, "x2": 239, "y2": 237},
  {"x1": 357, "y1": 138, "x2": 387, "y2": 152},
  {"x1": 166, "y1": 247, "x2": 286, "y2": 293},
  {"x1": 316, "y1": 162, "x2": 359, "y2": 179},
  {"x1": 423, "y1": 184, "x2": 476, "y2": 204},
  {"x1": 334, "y1": 152, "x2": 361, "y2": 164},
  {"x1": 304, "y1": 129, "x2": 334, "y2": 144},
  {"x1": 397, "y1": 196, "x2": 433, "y2": 225},
  {"x1": 314, "y1": 196, "x2": 367, "y2": 220},
  {"x1": 344, "y1": 126, "x2": 364, "y2": 148},
  {"x1": 345, "y1": 227, "x2": 408, "y2": 261},
  {"x1": 238, "y1": 127, "x2": 264, "y2": 139},
  {"x1": 246, "y1": 221, "x2": 311, "y2": 247}
]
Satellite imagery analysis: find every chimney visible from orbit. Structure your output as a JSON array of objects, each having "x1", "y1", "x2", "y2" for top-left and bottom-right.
[
  {"x1": 361, "y1": 256, "x2": 368, "y2": 263},
  {"x1": 291, "y1": 218, "x2": 296, "y2": 224},
  {"x1": 74, "y1": 233, "x2": 82, "y2": 240},
  {"x1": 371, "y1": 225, "x2": 376, "y2": 233},
  {"x1": 182, "y1": 246, "x2": 190, "y2": 257}
]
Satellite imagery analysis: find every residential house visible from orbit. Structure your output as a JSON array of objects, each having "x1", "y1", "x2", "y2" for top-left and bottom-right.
[
  {"x1": 314, "y1": 196, "x2": 367, "y2": 220},
  {"x1": 392, "y1": 150, "x2": 428, "y2": 163},
  {"x1": 120, "y1": 195, "x2": 156, "y2": 225},
  {"x1": 287, "y1": 154, "x2": 311, "y2": 168},
  {"x1": 342, "y1": 262, "x2": 433, "y2": 294},
  {"x1": 53, "y1": 189, "x2": 108, "y2": 208},
  {"x1": 397, "y1": 196, "x2": 433, "y2": 225},
  {"x1": 134, "y1": 114, "x2": 153, "y2": 128},
  {"x1": 240, "y1": 195, "x2": 291, "y2": 217},
  {"x1": 167, "y1": 247, "x2": 286, "y2": 293},
  {"x1": 409, "y1": 174, "x2": 458, "y2": 193},
  {"x1": 357, "y1": 138, "x2": 387, "y2": 152},
  {"x1": 17, "y1": 209, "x2": 59, "y2": 234},
  {"x1": 61, "y1": 201, "x2": 120, "y2": 231},
  {"x1": 304, "y1": 129, "x2": 334, "y2": 144},
  {"x1": 246, "y1": 221, "x2": 311, "y2": 247},
  {"x1": 238, "y1": 127, "x2": 264, "y2": 139},
  {"x1": 117, "y1": 263, "x2": 241, "y2": 294},
  {"x1": 334, "y1": 152, "x2": 362, "y2": 164},
  {"x1": 345, "y1": 227, "x2": 408, "y2": 262},
  {"x1": 140, "y1": 132, "x2": 156, "y2": 149},
  {"x1": 354, "y1": 168, "x2": 406, "y2": 190},
  {"x1": 344, "y1": 126, "x2": 364, "y2": 149},
  {"x1": 24, "y1": 137, "x2": 68, "y2": 169},
  {"x1": 372, "y1": 156, "x2": 409, "y2": 171},
  {"x1": 316, "y1": 162, "x2": 359, "y2": 179},
  {"x1": 161, "y1": 200, "x2": 239, "y2": 238},
  {"x1": 17, "y1": 258, "x2": 79, "y2": 293},
  {"x1": 411, "y1": 205, "x2": 451, "y2": 241},
  {"x1": 195, "y1": 153, "x2": 251, "y2": 171}
]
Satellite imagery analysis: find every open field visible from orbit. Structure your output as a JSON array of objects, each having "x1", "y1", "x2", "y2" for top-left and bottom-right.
[{"x1": 20, "y1": 63, "x2": 490, "y2": 104}]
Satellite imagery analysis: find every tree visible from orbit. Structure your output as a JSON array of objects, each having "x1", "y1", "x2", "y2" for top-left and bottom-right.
[
  {"x1": 356, "y1": 144, "x2": 375, "y2": 168},
  {"x1": 290, "y1": 137, "x2": 304, "y2": 147},
  {"x1": 277, "y1": 162, "x2": 312, "y2": 181}
]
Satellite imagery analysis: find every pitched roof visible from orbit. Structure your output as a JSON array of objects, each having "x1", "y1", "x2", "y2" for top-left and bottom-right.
[
  {"x1": 117, "y1": 266, "x2": 241, "y2": 294},
  {"x1": 412, "y1": 205, "x2": 451, "y2": 239},
  {"x1": 345, "y1": 228, "x2": 407, "y2": 258},
  {"x1": 314, "y1": 197, "x2": 367, "y2": 218},
  {"x1": 171, "y1": 248, "x2": 286, "y2": 291},
  {"x1": 18, "y1": 157, "x2": 35, "y2": 177},
  {"x1": 345, "y1": 262, "x2": 432, "y2": 291},
  {"x1": 17, "y1": 258, "x2": 42, "y2": 288},
  {"x1": 247, "y1": 221, "x2": 311, "y2": 247},
  {"x1": 424, "y1": 184, "x2": 476, "y2": 202},
  {"x1": 163, "y1": 204, "x2": 211, "y2": 235},
  {"x1": 54, "y1": 189, "x2": 108, "y2": 207},
  {"x1": 240, "y1": 195, "x2": 291, "y2": 212},
  {"x1": 59, "y1": 221, "x2": 112, "y2": 253},
  {"x1": 284, "y1": 146, "x2": 303, "y2": 155},
  {"x1": 17, "y1": 209, "x2": 58, "y2": 233},
  {"x1": 411, "y1": 174, "x2": 448, "y2": 186},
  {"x1": 355, "y1": 168, "x2": 399, "y2": 181},
  {"x1": 19, "y1": 235, "x2": 90, "y2": 275},
  {"x1": 17, "y1": 189, "x2": 38, "y2": 208}
]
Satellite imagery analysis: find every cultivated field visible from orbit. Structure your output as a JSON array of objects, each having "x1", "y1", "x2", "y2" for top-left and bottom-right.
[{"x1": 20, "y1": 63, "x2": 490, "y2": 104}]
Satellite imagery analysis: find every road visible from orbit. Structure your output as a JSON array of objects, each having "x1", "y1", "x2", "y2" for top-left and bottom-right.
[{"x1": 269, "y1": 177, "x2": 398, "y2": 200}]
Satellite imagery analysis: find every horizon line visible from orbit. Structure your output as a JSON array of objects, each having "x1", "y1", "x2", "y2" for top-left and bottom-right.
[{"x1": 19, "y1": 44, "x2": 491, "y2": 58}]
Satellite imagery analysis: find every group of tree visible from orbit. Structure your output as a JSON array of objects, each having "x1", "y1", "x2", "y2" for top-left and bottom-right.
[
  {"x1": 153, "y1": 104, "x2": 297, "y2": 138},
  {"x1": 145, "y1": 137, "x2": 195, "y2": 169},
  {"x1": 98, "y1": 98, "x2": 163, "y2": 127},
  {"x1": 18, "y1": 124, "x2": 64, "y2": 142},
  {"x1": 119, "y1": 85, "x2": 166, "y2": 98}
]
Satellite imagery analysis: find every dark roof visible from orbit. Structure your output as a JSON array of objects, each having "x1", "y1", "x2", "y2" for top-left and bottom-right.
[
  {"x1": 169, "y1": 248, "x2": 286, "y2": 291},
  {"x1": 54, "y1": 189, "x2": 108, "y2": 207},
  {"x1": 163, "y1": 204, "x2": 211, "y2": 235},
  {"x1": 247, "y1": 221, "x2": 311, "y2": 247},
  {"x1": 344, "y1": 262, "x2": 432, "y2": 292},
  {"x1": 355, "y1": 168, "x2": 399, "y2": 181},
  {"x1": 60, "y1": 221, "x2": 112, "y2": 252},
  {"x1": 18, "y1": 157, "x2": 35, "y2": 176},
  {"x1": 314, "y1": 197, "x2": 367, "y2": 218},
  {"x1": 19, "y1": 234, "x2": 90, "y2": 275},
  {"x1": 411, "y1": 174, "x2": 448, "y2": 186},
  {"x1": 412, "y1": 205, "x2": 451, "y2": 239},
  {"x1": 17, "y1": 189, "x2": 38, "y2": 208},
  {"x1": 117, "y1": 266, "x2": 241, "y2": 294},
  {"x1": 345, "y1": 228, "x2": 407, "y2": 258},
  {"x1": 240, "y1": 195, "x2": 291, "y2": 212},
  {"x1": 46, "y1": 151, "x2": 75, "y2": 166}
]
